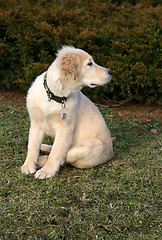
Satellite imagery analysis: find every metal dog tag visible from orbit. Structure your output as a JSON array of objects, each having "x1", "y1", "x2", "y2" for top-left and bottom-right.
[{"x1": 61, "y1": 113, "x2": 66, "y2": 120}]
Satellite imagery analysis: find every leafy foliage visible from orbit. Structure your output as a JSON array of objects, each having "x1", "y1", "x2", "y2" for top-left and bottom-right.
[{"x1": 0, "y1": 0, "x2": 161, "y2": 104}]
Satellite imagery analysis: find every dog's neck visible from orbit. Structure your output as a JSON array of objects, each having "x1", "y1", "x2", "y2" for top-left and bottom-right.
[
  {"x1": 44, "y1": 61, "x2": 84, "y2": 102},
  {"x1": 43, "y1": 72, "x2": 67, "y2": 105},
  {"x1": 46, "y1": 62, "x2": 73, "y2": 98}
]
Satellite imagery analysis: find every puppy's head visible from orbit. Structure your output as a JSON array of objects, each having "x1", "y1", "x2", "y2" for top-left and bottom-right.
[{"x1": 51, "y1": 46, "x2": 112, "y2": 93}]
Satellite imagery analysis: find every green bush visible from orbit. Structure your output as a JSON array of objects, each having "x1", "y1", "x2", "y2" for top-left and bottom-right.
[{"x1": 0, "y1": 0, "x2": 161, "y2": 104}]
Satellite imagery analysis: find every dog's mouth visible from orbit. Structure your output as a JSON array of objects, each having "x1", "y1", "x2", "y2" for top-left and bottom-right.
[
  {"x1": 90, "y1": 84, "x2": 98, "y2": 88},
  {"x1": 90, "y1": 78, "x2": 111, "y2": 88}
]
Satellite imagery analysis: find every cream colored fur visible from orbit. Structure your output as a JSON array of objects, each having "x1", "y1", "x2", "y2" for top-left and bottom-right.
[{"x1": 21, "y1": 46, "x2": 114, "y2": 179}]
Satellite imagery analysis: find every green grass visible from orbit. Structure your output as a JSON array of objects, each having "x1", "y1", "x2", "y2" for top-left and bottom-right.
[{"x1": 0, "y1": 95, "x2": 161, "y2": 240}]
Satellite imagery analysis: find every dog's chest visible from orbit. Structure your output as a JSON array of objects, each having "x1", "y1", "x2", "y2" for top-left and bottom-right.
[
  {"x1": 29, "y1": 101, "x2": 63, "y2": 137},
  {"x1": 40, "y1": 116, "x2": 56, "y2": 138},
  {"x1": 40, "y1": 103, "x2": 64, "y2": 137}
]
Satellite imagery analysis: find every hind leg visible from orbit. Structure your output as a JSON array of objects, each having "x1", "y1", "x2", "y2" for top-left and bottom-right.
[
  {"x1": 37, "y1": 155, "x2": 48, "y2": 168},
  {"x1": 36, "y1": 144, "x2": 51, "y2": 168},
  {"x1": 40, "y1": 144, "x2": 52, "y2": 153},
  {"x1": 66, "y1": 138, "x2": 113, "y2": 168},
  {"x1": 36, "y1": 144, "x2": 52, "y2": 168}
]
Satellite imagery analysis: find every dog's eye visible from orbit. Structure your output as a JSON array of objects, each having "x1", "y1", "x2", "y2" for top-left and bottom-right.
[{"x1": 87, "y1": 62, "x2": 93, "y2": 66}]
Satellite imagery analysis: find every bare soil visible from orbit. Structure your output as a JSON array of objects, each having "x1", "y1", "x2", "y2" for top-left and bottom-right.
[{"x1": 113, "y1": 103, "x2": 162, "y2": 121}]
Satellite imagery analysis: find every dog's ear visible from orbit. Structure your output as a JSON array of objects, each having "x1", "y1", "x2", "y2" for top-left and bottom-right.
[{"x1": 62, "y1": 53, "x2": 79, "y2": 80}]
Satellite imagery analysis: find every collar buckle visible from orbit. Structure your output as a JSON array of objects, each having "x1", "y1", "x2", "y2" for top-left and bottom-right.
[
  {"x1": 62, "y1": 100, "x2": 66, "y2": 108},
  {"x1": 47, "y1": 92, "x2": 52, "y2": 102}
]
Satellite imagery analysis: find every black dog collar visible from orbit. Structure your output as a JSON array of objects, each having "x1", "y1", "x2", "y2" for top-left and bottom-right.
[{"x1": 43, "y1": 72, "x2": 67, "y2": 107}]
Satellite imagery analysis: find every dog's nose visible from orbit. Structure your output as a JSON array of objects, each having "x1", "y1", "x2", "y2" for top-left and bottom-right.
[{"x1": 108, "y1": 69, "x2": 112, "y2": 75}]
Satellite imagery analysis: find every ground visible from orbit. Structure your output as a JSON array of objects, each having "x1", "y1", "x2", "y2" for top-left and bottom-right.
[{"x1": 0, "y1": 90, "x2": 161, "y2": 240}]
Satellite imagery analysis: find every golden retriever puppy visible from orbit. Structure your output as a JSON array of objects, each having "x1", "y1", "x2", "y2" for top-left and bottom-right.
[{"x1": 21, "y1": 46, "x2": 114, "y2": 179}]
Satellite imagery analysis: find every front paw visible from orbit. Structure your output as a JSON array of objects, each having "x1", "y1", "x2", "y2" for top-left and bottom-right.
[
  {"x1": 35, "y1": 166, "x2": 56, "y2": 179},
  {"x1": 21, "y1": 163, "x2": 36, "y2": 174}
]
